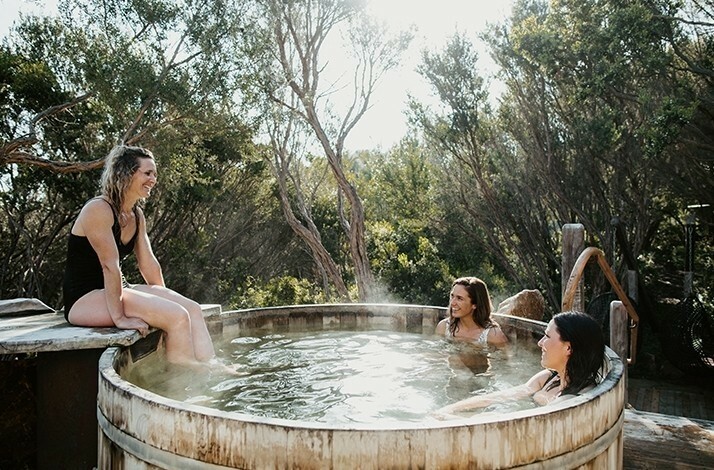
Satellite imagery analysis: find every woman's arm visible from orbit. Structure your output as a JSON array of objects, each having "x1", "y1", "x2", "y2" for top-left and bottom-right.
[
  {"x1": 78, "y1": 200, "x2": 137, "y2": 329},
  {"x1": 434, "y1": 384, "x2": 531, "y2": 415},
  {"x1": 134, "y1": 208, "x2": 165, "y2": 287},
  {"x1": 432, "y1": 369, "x2": 554, "y2": 417},
  {"x1": 435, "y1": 319, "x2": 447, "y2": 336},
  {"x1": 487, "y1": 325, "x2": 509, "y2": 346}
]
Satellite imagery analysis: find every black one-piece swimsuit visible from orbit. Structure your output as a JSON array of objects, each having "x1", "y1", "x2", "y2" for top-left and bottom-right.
[{"x1": 62, "y1": 199, "x2": 138, "y2": 321}]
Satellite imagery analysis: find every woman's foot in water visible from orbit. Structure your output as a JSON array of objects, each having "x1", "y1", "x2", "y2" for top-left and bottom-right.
[{"x1": 207, "y1": 358, "x2": 245, "y2": 377}]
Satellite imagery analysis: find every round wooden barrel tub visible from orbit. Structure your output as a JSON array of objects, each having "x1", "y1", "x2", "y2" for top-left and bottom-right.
[{"x1": 97, "y1": 304, "x2": 625, "y2": 469}]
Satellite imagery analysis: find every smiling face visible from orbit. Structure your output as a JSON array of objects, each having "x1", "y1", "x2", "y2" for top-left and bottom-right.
[
  {"x1": 127, "y1": 157, "x2": 157, "y2": 201},
  {"x1": 537, "y1": 320, "x2": 571, "y2": 372},
  {"x1": 449, "y1": 284, "x2": 476, "y2": 320}
]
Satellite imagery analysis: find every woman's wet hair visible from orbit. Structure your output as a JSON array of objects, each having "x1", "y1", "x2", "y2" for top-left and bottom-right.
[
  {"x1": 100, "y1": 145, "x2": 154, "y2": 214},
  {"x1": 552, "y1": 311, "x2": 605, "y2": 395},
  {"x1": 449, "y1": 277, "x2": 496, "y2": 336}
]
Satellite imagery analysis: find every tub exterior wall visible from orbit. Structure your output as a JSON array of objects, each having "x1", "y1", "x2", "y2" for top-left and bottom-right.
[
  {"x1": 98, "y1": 394, "x2": 624, "y2": 469},
  {"x1": 98, "y1": 304, "x2": 625, "y2": 469}
]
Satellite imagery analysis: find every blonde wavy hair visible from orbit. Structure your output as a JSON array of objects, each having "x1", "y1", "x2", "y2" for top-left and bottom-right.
[{"x1": 100, "y1": 145, "x2": 154, "y2": 214}]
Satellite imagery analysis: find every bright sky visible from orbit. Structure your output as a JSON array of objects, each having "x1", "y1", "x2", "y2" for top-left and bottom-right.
[
  {"x1": 353, "y1": 0, "x2": 516, "y2": 150},
  {"x1": 1, "y1": 0, "x2": 516, "y2": 151}
]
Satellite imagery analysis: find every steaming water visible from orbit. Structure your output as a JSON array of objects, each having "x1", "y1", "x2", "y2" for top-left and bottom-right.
[{"x1": 125, "y1": 328, "x2": 543, "y2": 424}]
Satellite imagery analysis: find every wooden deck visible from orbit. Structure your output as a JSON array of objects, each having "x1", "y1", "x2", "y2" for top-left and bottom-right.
[
  {"x1": 624, "y1": 377, "x2": 714, "y2": 469},
  {"x1": 627, "y1": 378, "x2": 714, "y2": 421}
]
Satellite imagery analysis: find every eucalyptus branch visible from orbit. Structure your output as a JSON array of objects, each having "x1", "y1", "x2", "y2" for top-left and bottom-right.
[
  {"x1": 653, "y1": 14, "x2": 714, "y2": 29},
  {"x1": 123, "y1": 0, "x2": 208, "y2": 141},
  {"x1": 1, "y1": 92, "x2": 95, "y2": 171},
  {"x1": 1, "y1": 151, "x2": 104, "y2": 173},
  {"x1": 30, "y1": 92, "x2": 94, "y2": 132}
]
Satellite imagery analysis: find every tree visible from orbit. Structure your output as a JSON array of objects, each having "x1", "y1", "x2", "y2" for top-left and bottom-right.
[
  {"x1": 247, "y1": 0, "x2": 412, "y2": 301},
  {"x1": 486, "y1": 0, "x2": 711, "y2": 306},
  {"x1": 262, "y1": 101, "x2": 350, "y2": 298},
  {"x1": 410, "y1": 0, "x2": 713, "y2": 314},
  {"x1": 0, "y1": 0, "x2": 272, "y2": 305},
  {"x1": 409, "y1": 32, "x2": 561, "y2": 305},
  {"x1": 357, "y1": 139, "x2": 455, "y2": 304}
]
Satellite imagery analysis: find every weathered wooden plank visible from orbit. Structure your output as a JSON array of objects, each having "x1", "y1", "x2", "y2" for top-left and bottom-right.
[
  {"x1": 0, "y1": 304, "x2": 222, "y2": 354},
  {"x1": 650, "y1": 388, "x2": 660, "y2": 412},
  {"x1": 0, "y1": 313, "x2": 141, "y2": 353},
  {"x1": 561, "y1": 223, "x2": 585, "y2": 312},
  {"x1": 624, "y1": 409, "x2": 714, "y2": 469}
]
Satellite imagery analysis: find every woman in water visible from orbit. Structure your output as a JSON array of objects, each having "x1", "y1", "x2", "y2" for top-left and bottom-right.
[
  {"x1": 436, "y1": 277, "x2": 509, "y2": 346},
  {"x1": 432, "y1": 311, "x2": 605, "y2": 418},
  {"x1": 63, "y1": 145, "x2": 216, "y2": 367}
]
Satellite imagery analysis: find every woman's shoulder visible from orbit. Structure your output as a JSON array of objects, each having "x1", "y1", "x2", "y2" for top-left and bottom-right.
[
  {"x1": 486, "y1": 323, "x2": 509, "y2": 346},
  {"x1": 82, "y1": 197, "x2": 112, "y2": 211},
  {"x1": 72, "y1": 198, "x2": 114, "y2": 236},
  {"x1": 79, "y1": 197, "x2": 114, "y2": 218},
  {"x1": 525, "y1": 369, "x2": 557, "y2": 392}
]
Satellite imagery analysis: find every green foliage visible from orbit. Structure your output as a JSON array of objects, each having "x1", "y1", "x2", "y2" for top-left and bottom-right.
[
  {"x1": 355, "y1": 141, "x2": 449, "y2": 304},
  {"x1": 0, "y1": 0, "x2": 284, "y2": 307},
  {"x1": 416, "y1": 34, "x2": 489, "y2": 135},
  {"x1": 0, "y1": 46, "x2": 61, "y2": 114},
  {"x1": 229, "y1": 276, "x2": 328, "y2": 308},
  {"x1": 354, "y1": 138, "x2": 516, "y2": 305},
  {"x1": 357, "y1": 139, "x2": 438, "y2": 221},
  {"x1": 367, "y1": 220, "x2": 451, "y2": 305}
]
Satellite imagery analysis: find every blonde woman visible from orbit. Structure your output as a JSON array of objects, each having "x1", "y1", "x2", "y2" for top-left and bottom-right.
[{"x1": 63, "y1": 145, "x2": 215, "y2": 367}]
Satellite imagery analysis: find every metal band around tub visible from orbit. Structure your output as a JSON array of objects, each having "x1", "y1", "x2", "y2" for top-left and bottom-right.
[{"x1": 97, "y1": 408, "x2": 235, "y2": 470}]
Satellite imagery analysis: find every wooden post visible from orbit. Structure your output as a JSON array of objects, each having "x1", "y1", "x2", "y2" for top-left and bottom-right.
[
  {"x1": 610, "y1": 300, "x2": 628, "y2": 388},
  {"x1": 562, "y1": 224, "x2": 585, "y2": 312},
  {"x1": 684, "y1": 215, "x2": 695, "y2": 298},
  {"x1": 627, "y1": 270, "x2": 638, "y2": 304}
]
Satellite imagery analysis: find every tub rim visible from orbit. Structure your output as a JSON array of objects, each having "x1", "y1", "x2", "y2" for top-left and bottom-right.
[{"x1": 98, "y1": 303, "x2": 624, "y2": 432}]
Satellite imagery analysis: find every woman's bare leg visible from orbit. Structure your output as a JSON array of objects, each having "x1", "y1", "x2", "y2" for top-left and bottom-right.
[
  {"x1": 130, "y1": 285, "x2": 215, "y2": 361},
  {"x1": 66, "y1": 289, "x2": 116, "y2": 328},
  {"x1": 67, "y1": 288, "x2": 199, "y2": 365}
]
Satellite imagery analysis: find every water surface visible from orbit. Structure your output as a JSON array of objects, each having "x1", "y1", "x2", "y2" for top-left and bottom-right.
[{"x1": 126, "y1": 328, "x2": 542, "y2": 423}]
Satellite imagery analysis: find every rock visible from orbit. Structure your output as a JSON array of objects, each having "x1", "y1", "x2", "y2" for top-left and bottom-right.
[{"x1": 496, "y1": 289, "x2": 546, "y2": 321}]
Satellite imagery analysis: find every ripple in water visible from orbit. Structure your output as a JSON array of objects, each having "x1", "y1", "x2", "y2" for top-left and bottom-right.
[{"x1": 127, "y1": 328, "x2": 542, "y2": 423}]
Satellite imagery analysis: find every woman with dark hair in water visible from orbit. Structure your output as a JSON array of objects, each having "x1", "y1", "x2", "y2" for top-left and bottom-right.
[
  {"x1": 433, "y1": 311, "x2": 605, "y2": 418},
  {"x1": 435, "y1": 277, "x2": 508, "y2": 346}
]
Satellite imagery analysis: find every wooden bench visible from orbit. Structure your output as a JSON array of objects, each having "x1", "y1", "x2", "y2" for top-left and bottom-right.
[{"x1": 0, "y1": 304, "x2": 221, "y2": 470}]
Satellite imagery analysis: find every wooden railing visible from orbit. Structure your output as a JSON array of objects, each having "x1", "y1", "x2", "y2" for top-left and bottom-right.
[{"x1": 562, "y1": 246, "x2": 640, "y2": 364}]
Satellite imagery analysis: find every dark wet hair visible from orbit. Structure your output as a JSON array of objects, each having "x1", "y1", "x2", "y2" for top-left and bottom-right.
[
  {"x1": 550, "y1": 311, "x2": 605, "y2": 395},
  {"x1": 449, "y1": 277, "x2": 495, "y2": 336}
]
